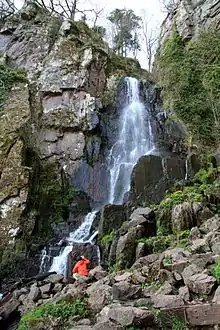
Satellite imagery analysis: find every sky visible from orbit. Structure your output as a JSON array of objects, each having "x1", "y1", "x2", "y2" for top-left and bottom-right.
[{"x1": 15, "y1": 0, "x2": 166, "y2": 69}]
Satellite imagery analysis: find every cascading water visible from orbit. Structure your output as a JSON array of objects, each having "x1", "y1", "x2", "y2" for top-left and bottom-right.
[
  {"x1": 108, "y1": 77, "x2": 155, "y2": 204},
  {"x1": 46, "y1": 77, "x2": 155, "y2": 276}
]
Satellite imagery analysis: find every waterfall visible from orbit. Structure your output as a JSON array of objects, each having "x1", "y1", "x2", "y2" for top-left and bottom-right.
[
  {"x1": 45, "y1": 77, "x2": 155, "y2": 276},
  {"x1": 108, "y1": 77, "x2": 155, "y2": 204},
  {"x1": 49, "y1": 211, "x2": 97, "y2": 275}
]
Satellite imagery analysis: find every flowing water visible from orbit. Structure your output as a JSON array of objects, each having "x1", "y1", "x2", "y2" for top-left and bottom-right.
[
  {"x1": 108, "y1": 77, "x2": 155, "y2": 204},
  {"x1": 43, "y1": 77, "x2": 155, "y2": 276}
]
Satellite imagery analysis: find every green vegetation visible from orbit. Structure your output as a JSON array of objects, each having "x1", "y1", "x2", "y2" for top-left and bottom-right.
[
  {"x1": 18, "y1": 299, "x2": 86, "y2": 330},
  {"x1": 101, "y1": 230, "x2": 114, "y2": 246},
  {"x1": 0, "y1": 63, "x2": 26, "y2": 110},
  {"x1": 212, "y1": 258, "x2": 220, "y2": 283},
  {"x1": 157, "y1": 26, "x2": 220, "y2": 145},
  {"x1": 163, "y1": 258, "x2": 172, "y2": 265}
]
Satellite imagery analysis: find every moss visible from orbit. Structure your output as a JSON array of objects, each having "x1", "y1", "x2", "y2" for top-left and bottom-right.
[
  {"x1": 18, "y1": 299, "x2": 86, "y2": 330},
  {"x1": 100, "y1": 231, "x2": 114, "y2": 246},
  {"x1": 0, "y1": 63, "x2": 26, "y2": 110},
  {"x1": 157, "y1": 25, "x2": 220, "y2": 146}
]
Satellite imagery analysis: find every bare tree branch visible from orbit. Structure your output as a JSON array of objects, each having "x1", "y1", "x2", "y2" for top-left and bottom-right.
[
  {"x1": 159, "y1": 0, "x2": 179, "y2": 13},
  {"x1": 141, "y1": 12, "x2": 159, "y2": 72},
  {"x1": 0, "y1": 0, "x2": 18, "y2": 25}
]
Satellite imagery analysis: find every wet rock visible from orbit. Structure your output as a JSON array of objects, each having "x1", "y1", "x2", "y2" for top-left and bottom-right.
[
  {"x1": 187, "y1": 274, "x2": 216, "y2": 295},
  {"x1": 129, "y1": 154, "x2": 185, "y2": 205},
  {"x1": 112, "y1": 282, "x2": 142, "y2": 300},
  {"x1": 98, "y1": 204, "x2": 126, "y2": 239}
]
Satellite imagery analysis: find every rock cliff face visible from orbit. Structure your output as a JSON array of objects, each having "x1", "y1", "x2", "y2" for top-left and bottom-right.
[
  {"x1": 161, "y1": 0, "x2": 220, "y2": 42},
  {"x1": 0, "y1": 2, "x2": 190, "y2": 282}
]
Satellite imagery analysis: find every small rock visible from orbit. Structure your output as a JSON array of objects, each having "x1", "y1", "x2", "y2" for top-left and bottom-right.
[
  {"x1": 13, "y1": 287, "x2": 29, "y2": 299},
  {"x1": 133, "y1": 307, "x2": 155, "y2": 326},
  {"x1": 211, "y1": 239, "x2": 220, "y2": 255},
  {"x1": 28, "y1": 286, "x2": 41, "y2": 302},
  {"x1": 179, "y1": 286, "x2": 190, "y2": 302},
  {"x1": 131, "y1": 271, "x2": 146, "y2": 284},
  {"x1": 77, "y1": 318, "x2": 91, "y2": 325},
  {"x1": 40, "y1": 283, "x2": 51, "y2": 294},
  {"x1": 190, "y1": 239, "x2": 210, "y2": 253},
  {"x1": 189, "y1": 227, "x2": 201, "y2": 241},
  {"x1": 53, "y1": 283, "x2": 63, "y2": 293},
  {"x1": 152, "y1": 295, "x2": 184, "y2": 309},
  {"x1": 187, "y1": 273, "x2": 216, "y2": 295},
  {"x1": 212, "y1": 286, "x2": 220, "y2": 304},
  {"x1": 41, "y1": 293, "x2": 50, "y2": 299},
  {"x1": 94, "y1": 320, "x2": 123, "y2": 330},
  {"x1": 112, "y1": 281, "x2": 142, "y2": 300},
  {"x1": 164, "y1": 248, "x2": 191, "y2": 261},
  {"x1": 46, "y1": 274, "x2": 64, "y2": 283},
  {"x1": 200, "y1": 215, "x2": 220, "y2": 233},
  {"x1": 182, "y1": 264, "x2": 202, "y2": 286},
  {"x1": 173, "y1": 272, "x2": 182, "y2": 282},
  {"x1": 155, "y1": 281, "x2": 173, "y2": 295},
  {"x1": 114, "y1": 272, "x2": 132, "y2": 282}
]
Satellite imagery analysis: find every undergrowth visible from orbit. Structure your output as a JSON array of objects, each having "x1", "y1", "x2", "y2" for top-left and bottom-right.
[
  {"x1": 18, "y1": 299, "x2": 86, "y2": 330},
  {"x1": 157, "y1": 25, "x2": 220, "y2": 145}
]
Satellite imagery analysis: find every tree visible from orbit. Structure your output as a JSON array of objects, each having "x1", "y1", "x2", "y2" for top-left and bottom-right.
[
  {"x1": 0, "y1": 0, "x2": 17, "y2": 26},
  {"x1": 34, "y1": 0, "x2": 104, "y2": 24},
  {"x1": 159, "y1": 0, "x2": 179, "y2": 13},
  {"x1": 108, "y1": 8, "x2": 141, "y2": 57},
  {"x1": 141, "y1": 12, "x2": 159, "y2": 72}
]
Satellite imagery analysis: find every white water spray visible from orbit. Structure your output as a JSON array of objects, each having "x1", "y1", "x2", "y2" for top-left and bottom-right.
[{"x1": 108, "y1": 77, "x2": 155, "y2": 204}]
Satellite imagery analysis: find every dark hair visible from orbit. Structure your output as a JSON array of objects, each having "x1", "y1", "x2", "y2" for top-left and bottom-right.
[{"x1": 76, "y1": 256, "x2": 82, "y2": 262}]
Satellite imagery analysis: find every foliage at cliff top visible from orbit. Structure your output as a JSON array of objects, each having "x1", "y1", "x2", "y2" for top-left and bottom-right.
[
  {"x1": 157, "y1": 25, "x2": 220, "y2": 146},
  {"x1": 0, "y1": 63, "x2": 26, "y2": 109}
]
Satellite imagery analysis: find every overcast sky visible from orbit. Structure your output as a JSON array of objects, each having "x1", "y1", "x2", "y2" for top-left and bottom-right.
[{"x1": 15, "y1": 0, "x2": 166, "y2": 69}]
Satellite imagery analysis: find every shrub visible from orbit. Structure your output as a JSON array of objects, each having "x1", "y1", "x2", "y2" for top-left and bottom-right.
[
  {"x1": 157, "y1": 25, "x2": 220, "y2": 145},
  {"x1": 212, "y1": 259, "x2": 220, "y2": 283},
  {"x1": 18, "y1": 299, "x2": 86, "y2": 330},
  {"x1": 100, "y1": 231, "x2": 114, "y2": 246}
]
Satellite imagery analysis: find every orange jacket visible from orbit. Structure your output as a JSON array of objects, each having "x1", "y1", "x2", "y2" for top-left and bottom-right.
[{"x1": 72, "y1": 257, "x2": 90, "y2": 276}]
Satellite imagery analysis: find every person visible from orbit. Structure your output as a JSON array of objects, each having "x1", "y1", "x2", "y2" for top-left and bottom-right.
[{"x1": 72, "y1": 256, "x2": 90, "y2": 281}]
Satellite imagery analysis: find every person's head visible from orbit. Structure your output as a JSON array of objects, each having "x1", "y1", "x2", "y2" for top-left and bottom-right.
[{"x1": 76, "y1": 256, "x2": 82, "y2": 262}]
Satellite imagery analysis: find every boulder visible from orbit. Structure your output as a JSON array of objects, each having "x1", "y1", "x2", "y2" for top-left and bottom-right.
[
  {"x1": 152, "y1": 295, "x2": 184, "y2": 309},
  {"x1": 53, "y1": 283, "x2": 63, "y2": 293},
  {"x1": 129, "y1": 154, "x2": 185, "y2": 205},
  {"x1": 0, "y1": 297, "x2": 20, "y2": 321},
  {"x1": 28, "y1": 285, "x2": 41, "y2": 302},
  {"x1": 136, "y1": 242, "x2": 148, "y2": 259},
  {"x1": 46, "y1": 274, "x2": 64, "y2": 283},
  {"x1": 190, "y1": 239, "x2": 211, "y2": 254},
  {"x1": 187, "y1": 274, "x2": 216, "y2": 295},
  {"x1": 212, "y1": 286, "x2": 220, "y2": 304},
  {"x1": 200, "y1": 215, "x2": 220, "y2": 233},
  {"x1": 39, "y1": 283, "x2": 51, "y2": 294},
  {"x1": 182, "y1": 264, "x2": 202, "y2": 286},
  {"x1": 89, "y1": 266, "x2": 107, "y2": 280},
  {"x1": 93, "y1": 320, "x2": 123, "y2": 330},
  {"x1": 179, "y1": 286, "x2": 190, "y2": 302},
  {"x1": 171, "y1": 202, "x2": 195, "y2": 232},
  {"x1": 155, "y1": 282, "x2": 173, "y2": 295},
  {"x1": 87, "y1": 283, "x2": 112, "y2": 312},
  {"x1": 189, "y1": 227, "x2": 201, "y2": 242},
  {"x1": 116, "y1": 226, "x2": 144, "y2": 269},
  {"x1": 112, "y1": 282, "x2": 142, "y2": 300},
  {"x1": 98, "y1": 205, "x2": 126, "y2": 238},
  {"x1": 97, "y1": 305, "x2": 155, "y2": 327}
]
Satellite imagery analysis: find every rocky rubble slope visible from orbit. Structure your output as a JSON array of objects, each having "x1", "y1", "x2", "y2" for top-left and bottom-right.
[{"x1": 2, "y1": 202, "x2": 220, "y2": 329}]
